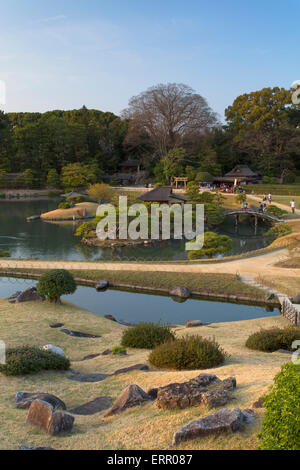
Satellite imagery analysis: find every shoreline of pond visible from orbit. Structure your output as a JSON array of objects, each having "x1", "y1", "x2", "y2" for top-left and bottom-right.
[{"x1": 0, "y1": 269, "x2": 281, "y2": 309}]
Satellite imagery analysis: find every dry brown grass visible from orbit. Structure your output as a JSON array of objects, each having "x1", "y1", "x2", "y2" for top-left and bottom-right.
[
  {"x1": 41, "y1": 202, "x2": 98, "y2": 220},
  {"x1": 0, "y1": 297, "x2": 292, "y2": 450},
  {"x1": 256, "y1": 275, "x2": 300, "y2": 297}
]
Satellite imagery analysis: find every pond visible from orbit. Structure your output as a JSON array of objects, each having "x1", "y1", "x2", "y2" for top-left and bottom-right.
[
  {"x1": 0, "y1": 200, "x2": 272, "y2": 261},
  {"x1": 0, "y1": 277, "x2": 279, "y2": 325}
]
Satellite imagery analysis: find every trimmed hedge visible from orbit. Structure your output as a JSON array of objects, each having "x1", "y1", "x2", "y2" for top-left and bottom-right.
[
  {"x1": 149, "y1": 335, "x2": 227, "y2": 370},
  {"x1": 246, "y1": 327, "x2": 300, "y2": 352},
  {"x1": 121, "y1": 322, "x2": 175, "y2": 349},
  {"x1": 258, "y1": 363, "x2": 300, "y2": 450},
  {"x1": 0, "y1": 346, "x2": 70, "y2": 376},
  {"x1": 111, "y1": 345, "x2": 127, "y2": 355}
]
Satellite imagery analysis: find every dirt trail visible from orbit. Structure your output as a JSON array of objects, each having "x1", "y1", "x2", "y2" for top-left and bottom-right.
[{"x1": 0, "y1": 248, "x2": 298, "y2": 279}]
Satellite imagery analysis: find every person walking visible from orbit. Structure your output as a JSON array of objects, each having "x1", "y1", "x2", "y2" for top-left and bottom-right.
[
  {"x1": 259, "y1": 202, "x2": 264, "y2": 213},
  {"x1": 290, "y1": 199, "x2": 296, "y2": 214},
  {"x1": 241, "y1": 200, "x2": 246, "y2": 210},
  {"x1": 263, "y1": 193, "x2": 267, "y2": 203},
  {"x1": 268, "y1": 193, "x2": 272, "y2": 205}
]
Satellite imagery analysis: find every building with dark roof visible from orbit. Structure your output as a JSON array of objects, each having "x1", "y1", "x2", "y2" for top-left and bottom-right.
[
  {"x1": 213, "y1": 165, "x2": 262, "y2": 186},
  {"x1": 138, "y1": 186, "x2": 188, "y2": 204}
]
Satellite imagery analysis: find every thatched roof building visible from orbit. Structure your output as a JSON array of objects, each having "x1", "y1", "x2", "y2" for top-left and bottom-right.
[
  {"x1": 213, "y1": 165, "x2": 262, "y2": 185},
  {"x1": 138, "y1": 186, "x2": 188, "y2": 204}
]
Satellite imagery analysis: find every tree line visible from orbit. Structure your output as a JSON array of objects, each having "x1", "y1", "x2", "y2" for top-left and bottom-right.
[{"x1": 0, "y1": 83, "x2": 300, "y2": 189}]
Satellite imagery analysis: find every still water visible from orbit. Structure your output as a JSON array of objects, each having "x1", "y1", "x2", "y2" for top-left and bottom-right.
[
  {"x1": 0, "y1": 200, "x2": 271, "y2": 261},
  {"x1": 0, "y1": 277, "x2": 279, "y2": 325}
]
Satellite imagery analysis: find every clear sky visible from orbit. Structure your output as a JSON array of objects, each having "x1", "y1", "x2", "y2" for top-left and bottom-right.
[{"x1": 0, "y1": 0, "x2": 299, "y2": 120}]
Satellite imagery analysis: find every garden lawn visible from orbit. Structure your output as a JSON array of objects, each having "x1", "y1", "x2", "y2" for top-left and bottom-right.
[{"x1": 0, "y1": 297, "x2": 292, "y2": 450}]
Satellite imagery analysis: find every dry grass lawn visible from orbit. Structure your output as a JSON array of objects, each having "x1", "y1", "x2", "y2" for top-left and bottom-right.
[
  {"x1": 41, "y1": 202, "x2": 98, "y2": 220},
  {"x1": 256, "y1": 275, "x2": 300, "y2": 297},
  {"x1": 0, "y1": 297, "x2": 293, "y2": 450}
]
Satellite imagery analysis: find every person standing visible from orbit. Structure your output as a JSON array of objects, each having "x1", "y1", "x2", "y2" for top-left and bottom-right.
[
  {"x1": 290, "y1": 199, "x2": 296, "y2": 214},
  {"x1": 263, "y1": 193, "x2": 267, "y2": 203},
  {"x1": 259, "y1": 202, "x2": 264, "y2": 213},
  {"x1": 268, "y1": 193, "x2": 272, "y2": 205}
]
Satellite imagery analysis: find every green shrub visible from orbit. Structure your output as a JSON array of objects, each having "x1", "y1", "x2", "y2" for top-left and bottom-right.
[
  {"x1": 0, "y1": 193, "x2": 5, "y2": 199},
  {"x1": 0, "y1": 346, "x2": 70, "y2": 376},
  {"x1": 265, "y1": 224, "x2": 292, "y2": 241},
  {"x1": 188, "y1": 232, "x2": 232, "y2": 259},
  {"x1": 66, "y1": 195, "x2": 85, "y2": 203},
  {"x1": 58, "y1": 202, "x2": 71, "y2": 210},
  {"x1": 111, "y1": 345, "x2": 127, "y2": 355},
  {"x1": 258, "y1": 362, "x2": 300, "y2": 450},
  {"x1": 246, "y1": 327, "x2": 300, "y2": 352},
  {"x1": 0, "y1": 249, "x2": 10, "y2": 257},
  {"x1": 121, "y1": 322, "x2": 175, "y2": 349},
  {"x1": 267, "y1": 205, "x2": 287, "y2": 217},
  {"x1": 37, "y1": 269, "x2": 77, "y2": 303},
  {"x1": 149, "y1": 335, "x2": 227, "y2": 370}
]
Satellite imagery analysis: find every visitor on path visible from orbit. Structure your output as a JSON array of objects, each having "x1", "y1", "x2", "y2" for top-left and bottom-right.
[
  {"x1": 241, "y1": 201, "x2": 246, "y2": 210},
  {"x1": 290, "y1": 199, "x2": 296, "y2": 214},
  {"x1": 259, "y1": 202, "x2": 264, "y2": 213},
  {"x1": 263, "y1": 203, "x2": 267, "y2": 213},
  {"x1": 268, "y1": 193, "x2": 272, "y2": 204},
  {"x1": 263, "y1": 193, "x2": 267, "y2": 202},
  {"x1": 245, "y1": 202, "x2": 248, "y2": 211}
]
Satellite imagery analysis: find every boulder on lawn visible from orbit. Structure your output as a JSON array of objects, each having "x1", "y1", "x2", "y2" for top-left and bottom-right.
[
  {"x1": 27, "y1": 400, "x2": 74, "y2": 436},
  {"x1": 42, "y1": 344, "x2": 65, "y2": 357},
  {"x1": 96, "y1": 280, "x2": 109, "y2": 291},
  {"x1": 16, "y1": 392, "x2": 66, "y2": 410},
  {"x1": 185, "y1": 320, "x2": 203, "y2": 328},
  {"x1": 169, "y1": 286, "x2": 190, "y2": 299},
  {"x1": 172, "y1": 408, "x2": 255, "y2": 446},
  {"x1": 104, "y1": 384, "x2": 152, "y2": 418},
  {"x1": 16, "y1": 287, "x2": 45, "y2": 303},
  {"x1": 156, "y1": 374, "x2": 235, "y2": 410},
  {"x1": 252, "y1": 397, "x2": 265, "y2": 409}
]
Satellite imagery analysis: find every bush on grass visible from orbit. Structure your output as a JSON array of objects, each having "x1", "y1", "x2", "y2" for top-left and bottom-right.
[
  {"x1": 121, "y1": 322, "x2": 175, "y2": 349},
  {"x1": 111, "y1": 345, "x2": 127, "y2": 355},
  {"x1": 58, "y1": 201, "x2": 71, "y2": 210},
  {"x1": 37, "y1": 269, "x2": 76, "y2": 303},
  {"x1": 0, "y1": 346, "x2": 70, "y2": 376},
  {"x1": 258, "y1": 362, "x2": 300, "y2": 450},
  {"x1": 0, "y1": 249, "x2": 10, "y2": 257},
  {"x1": 149, "y1": 335, "x2": 227, "y2": 370},
  {"x1": 245, "y1": 327, "x2": 300, "y2": 352}
]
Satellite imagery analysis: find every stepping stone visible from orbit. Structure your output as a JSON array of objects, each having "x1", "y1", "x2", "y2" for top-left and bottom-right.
[
  {"x1": 67, "y1": 364, "x2": 149, "y2": 383},
  {"x1": 16, "y1": 392, "x2": 66, "y2": 410},
  {"x1": 80, "y1": 353, "x2": 102, "y2": 361},
  {"x1": 252, "y1": 397, "x2": 265, "y2": 409},
  {"x1": 69, "y1": 397, "x2": 111, "y2": 415},
  {"x1": 112, "y1": 364, "x2": 149, "y2": 376},
  {"x1": 172, "y1": 408, "x2": 255, "y2": 446},
  {"x1": 67, "y1": 372, "x2": 109, "y2": 383},
  {"x1": 102, "y1": 349, "x2": 112, "y2": 356},
  {"x1": 49, "y1": 323, "x2": 64, "y2": 329},
  {"x1": 60, "y1": 329, "x2": 101, "y2": 338},
  {"x1": 275, "y1": 349, "x2": 292, "y2": 354},
  {"x1": 104, "y1": 385, "x2": 151, "y2": 418},
  {"x1": 19, "y1": 445, "x2": 55, "y2": 450}
]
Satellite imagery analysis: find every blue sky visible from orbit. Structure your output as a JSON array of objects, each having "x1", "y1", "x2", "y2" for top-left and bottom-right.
[{"x1": 0, "y1": 0, "x2": 299, "y2": 120}]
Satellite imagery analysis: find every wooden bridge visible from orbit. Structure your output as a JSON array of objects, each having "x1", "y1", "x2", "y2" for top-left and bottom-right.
[
  {"x1": 225, "y1": 209, "x2": 283, "y2": 234},
  {"x1": 225, "y1": 209, "x2": 283, "y2": 224}
]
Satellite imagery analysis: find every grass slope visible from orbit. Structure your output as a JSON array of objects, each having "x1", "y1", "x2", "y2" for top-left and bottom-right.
[{"x1": 0, "y1": 298, "x2": 292, "y2": 450}]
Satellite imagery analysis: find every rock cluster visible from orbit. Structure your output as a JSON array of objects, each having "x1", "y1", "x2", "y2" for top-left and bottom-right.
[{"x1": 152, "y1": 374, "x2": 236, "y2": 410}]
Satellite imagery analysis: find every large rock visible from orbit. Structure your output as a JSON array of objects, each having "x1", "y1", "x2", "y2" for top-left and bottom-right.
[
  {"x1": 186, "y1": 320, "x2": 203, "y2": 328},
  {"x1": 96, "y1": 280, "x2": 109, "y2": 291},
  {"x1": 173, "y1": 408, "x2": 255, "y2": 446},
  {"x1": 42, "y1": 344, "x2": 65, "y2": 357},
  {"x1": 155, "y1": 374, "x2": 236, "y2": 410},
  {"x1": 16, "y1": 392, "x2": 66, "y2": 410},
  {"x1": 104, "y1": 314, "x2": 117, "y2": 322},
  {"x1": 26, "y1": 400, "x2": 74, "y2": 436},
  {"x1": 104, "y1": 384, "x2": 152, "y2": 418},
  {"x1": 16, "y1": 287, "x2": 45, "y2": 303},
  {"x1": 169, "y1": 286, "x2": 190, "y2": 299}
]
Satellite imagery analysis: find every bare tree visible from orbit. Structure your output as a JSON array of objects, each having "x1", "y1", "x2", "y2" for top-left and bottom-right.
[{"x1": 122, "y1": 83, "x2": 219, "y2": 159}]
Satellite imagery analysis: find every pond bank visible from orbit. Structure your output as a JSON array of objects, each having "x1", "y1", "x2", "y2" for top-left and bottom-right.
[{"x1": 0, "y1": 269, "x2": 280, "y2": 308}]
